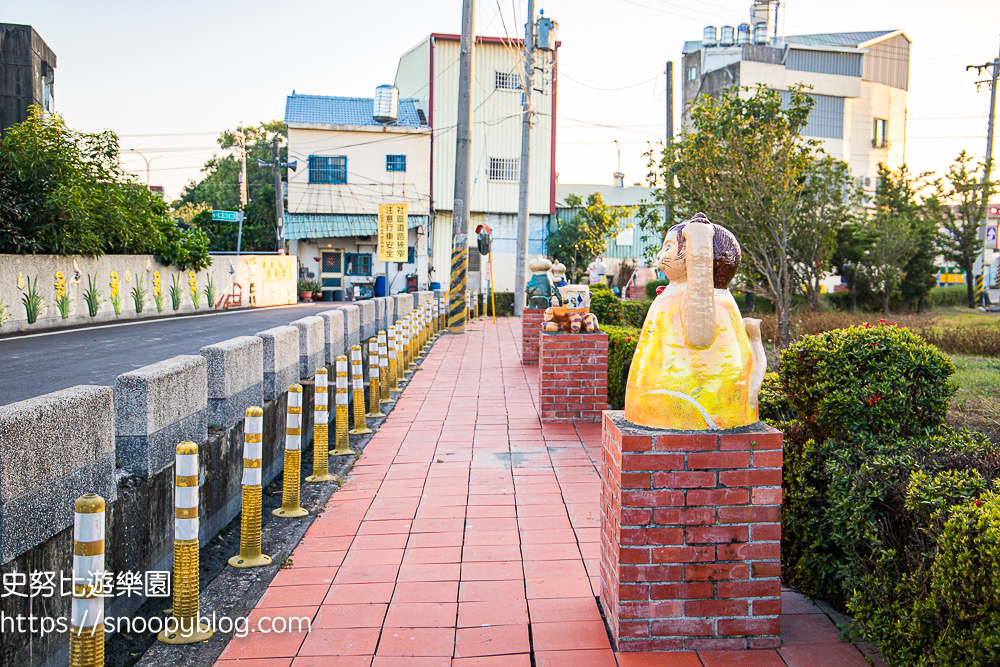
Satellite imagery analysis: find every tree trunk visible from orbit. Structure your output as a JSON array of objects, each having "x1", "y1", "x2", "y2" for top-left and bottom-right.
[
  {"x1": 917, "y1": 294, "x2": 925, "y2": 314},
  {"x1": 965, "y1": 261, "x2": 976, "y2": 308},
  {"x1": 883, "y1": 287, "x2": 891, "y2": 317},
  {"x1": 744, "y1": 288, "x2": 756, "y2": 315},
  {"x1": 849, "y1": 276, "x2": 857, "y2": 311}
]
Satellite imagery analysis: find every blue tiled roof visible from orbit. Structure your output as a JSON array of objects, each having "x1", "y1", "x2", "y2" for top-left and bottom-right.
[
  {"x1": 284, "y1": 95, "x2": 424, "y2": 128},
  {"x1": 285, "y1": 214, "x2": 426, "y2": 240}
]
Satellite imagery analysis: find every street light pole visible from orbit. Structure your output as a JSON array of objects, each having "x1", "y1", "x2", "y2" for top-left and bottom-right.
[
  {"x1": 129, "y1": 148, "x2": 164, "y2": 186},
  {"x1": 967, "y1": 39, "x2": 999, "y2": 304}
]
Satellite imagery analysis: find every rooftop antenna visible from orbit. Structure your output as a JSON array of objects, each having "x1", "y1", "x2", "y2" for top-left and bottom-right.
[{"x1": 613, "y1": 140, "x2": 624, "y2": 187}]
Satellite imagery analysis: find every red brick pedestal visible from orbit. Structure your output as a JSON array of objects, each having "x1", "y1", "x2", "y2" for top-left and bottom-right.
[
  {"x1": 600, "y1": 411, "x2": 783, "y2": 651},
  {"x1": 539, "y1": 332, "x2": 608, "y2": 423},
  {"x1": 521, "y1": 309, "x2": 545, "y2": 365}
]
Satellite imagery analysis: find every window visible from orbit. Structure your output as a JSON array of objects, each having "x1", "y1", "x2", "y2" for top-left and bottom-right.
[
  {"x1": 495, "y1": 71, "x2": 523, "y2": 91},
  {"x1": 488, "y1": 157, "x2": 520, "y2": 182},
  {"x1": 386, "y1": 155, "x2": 406, "y2": 172},
  {"x1": 308, "y1": 155, "x2": 347, "y2": 184},
  {"x1": 408, "y1": 246, "x2": 416, "y2": 264},
  {"x1": 687, "y1": 67, "x2": 698, "y2": 82},
  {"x1": 873, "y1": 119, "x2": 888, "y2": 149},
  {"x1": 345, "y1": 252, "x2": 372, "y2": 276}
]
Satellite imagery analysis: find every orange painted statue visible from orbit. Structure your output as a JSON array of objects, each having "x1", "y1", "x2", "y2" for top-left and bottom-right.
[{"x1": 624, "y1": 213, "x2": 766, "y2": 430}]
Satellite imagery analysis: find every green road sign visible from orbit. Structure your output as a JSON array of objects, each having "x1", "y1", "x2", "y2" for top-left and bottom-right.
[{"x1": 212, "y1": 210, "x2": 244, "y2": 222}]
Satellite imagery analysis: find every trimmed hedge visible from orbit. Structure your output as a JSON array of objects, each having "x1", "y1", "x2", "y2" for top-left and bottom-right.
[
  {"x1": 762, "y1": 322, "x2": 1000, "y2": 666},
  {"x1": 590, "y1": 284, "x2": 650, "y2": 328},
  {"x1": 827, "y1": 284, "x2": 969, "y2": 312},
  {"x1": 485, "y1": 291, "x2": 515, "y2": 317},
  {"x1": 604, "y1": 325, "x2": 640, "y2": 409}
]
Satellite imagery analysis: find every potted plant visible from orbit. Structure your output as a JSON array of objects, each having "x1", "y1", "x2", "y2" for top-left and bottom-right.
[{"x1": 298, "y1": 279, "x2": 314, "y2": 302}]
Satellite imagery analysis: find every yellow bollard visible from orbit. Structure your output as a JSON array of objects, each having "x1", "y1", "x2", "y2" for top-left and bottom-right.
[
  {"x1": 229, "y1": 407, "x2": 272, "y2": 568},
  {"x1": 432, "y1": 299, "x2": 440, "y2": 338},
  {"x1": 395, "y1": 323, "x2": 406, "y2": 384},
  {"x1": 332, "y1": 355, "x2": 353, "y2": 455},
  {"x1": 403, "y1": 318, "x2": 414, "y2": 376},
  {"x1": 306, "y1": 369, "x2": 335, "y2": 482},
  {"x1": 366, "y1": 337, "x2": 385, "y2": 417},
  {"x1": 274, "y1": 385, "x2": 308, "y2": 517},
  {"x1": 348, "y1": 345, "x2": 371, "y2": 435},
  {"x1": 70, "y1": 493, "x2": 105, "y2": 667},
  {"x1": 439, "y1": 295, "x2": 445, "y2": 332},
  {"x1": 387, "y1": 325, "x2": 401, "y2": 392},
  {"x1": 159, "y1": 442, "x2": 214, "y2": 642},
  {"x1": 378, "y1": 330, "x2": 394, "y2": 403},
  {"x1": 473, "y1": 289, "x2": 479, "y2": 320},
  {"x1": 408, "y1": 314, "x2": 418, "y2": 369}
]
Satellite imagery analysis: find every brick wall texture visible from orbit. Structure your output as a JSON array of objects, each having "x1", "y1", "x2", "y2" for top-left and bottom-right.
[
  {"x1": 600, "y1": 411, "x2": 783, "y2": 651},
  {"x1": 520, "y1": 309, "x2": 545, "y2": 365},
  {"x1": 539, "y1": 332, "x2": 608, "y2": 423}
]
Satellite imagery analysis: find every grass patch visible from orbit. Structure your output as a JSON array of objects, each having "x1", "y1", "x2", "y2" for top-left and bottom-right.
[{"x1": 948, "y1": 354, "x2": 1000, "y2": 441}]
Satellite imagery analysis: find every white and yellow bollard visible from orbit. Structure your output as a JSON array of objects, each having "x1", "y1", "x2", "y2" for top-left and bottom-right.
[
  {"x1": 274, "y1": 385, "x2": 308, "y2": 517},
  {"x1": 387, "y1": 325, "x2": 401, "y2": 392},
  {"x1": 70, "y1": 493, "x2": 105, "y2": 667},
  {"x1": 159, "y1": 442, "x2": 213, "y2": 643},
  {"x1": 473, "y1": 289, "x2": 479, "y2": 320},
  {"x1": 395, "y1": 323, "x2": 405, "y2": 384},
  {"x1": 348, "y1": 345, "x2": 371, "y2": 435},
  {"x1": 332, "y1": 355, "x2": 353, "y2": 455},
  {"x1": 403, "y1": 317, "x2": 414, "y2": 376},
  {"x1": 229, "y1": 407, "x2": 272, "y2": 567},
  {"x1": 366, "y1": 337, "x2": 385, "y2": 417},
  {"x1": 306, "y1": 369, "x2": 335, "y2": 482},
  {"x1": 378, "y1": 330, "x2": 393, "y2": 403}
]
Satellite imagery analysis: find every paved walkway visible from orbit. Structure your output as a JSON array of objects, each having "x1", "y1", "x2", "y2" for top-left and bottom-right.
[{"x1": 217, "y1": 318, "x2": 879, "y2": 667}]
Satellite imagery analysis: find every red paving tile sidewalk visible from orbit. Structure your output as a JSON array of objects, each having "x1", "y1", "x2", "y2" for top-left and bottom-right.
[{"x1": 218, "y1": 318, "x2": 878, "y2": 667}]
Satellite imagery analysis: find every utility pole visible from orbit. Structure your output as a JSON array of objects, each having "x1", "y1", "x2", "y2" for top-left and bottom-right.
[
  {"x1": 665, "y1": 61, "x2": 673, "y2": 144},
  {"x1": 272, "y1": 136, "x2": 285, "y2": 252},
  {"x1": 513, "y1": 0, "x2": 536, "y2": 317},
  {"x1": 234, "y1": 127, "x2": 248, "y2": 256},
  {"x1": 447, "y1": 0, "x2": 475, "y2": 333},
  {"x1": 968, "y1": 40, "x2": 999, "y2": 305}
]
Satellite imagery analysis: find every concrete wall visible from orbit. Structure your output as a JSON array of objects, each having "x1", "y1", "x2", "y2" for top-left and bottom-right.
[
  {"x1": 341, "y1": 304, "x2": 360, "y2": 351},
  {"x1": 291, "y1": 315, "x2": 325, "y2": 379},
  {"x1": 257, "y1": 325, "x2": 300, "y2": 401},
  {"x1": 0, "y1": 253, "x2": 296, "y2": 335},
  {"x1": 358, "y1": 299, "x2": 376, "y2": 345},
  {"x1": 317, "y1": 309, "x2": 345, "y2": 366},
  {"x1": 115, "y1": 356, "x2": 208, "y2": 479},
  {"x1": 394, "y1": 294, "x2": 412, "y2": 319},
  {"x1": 200, "y1": 336, "x2": 264, "y2": 430}
]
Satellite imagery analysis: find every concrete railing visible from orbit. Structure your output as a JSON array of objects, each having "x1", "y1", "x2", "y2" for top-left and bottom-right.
[
  {"x1": 316, "y1": 309, "x2": 345, "y2": 368},
  {"x1": 200, "y1": 336, "x2": 265, "y2": 430},
  {"x1": 257, "y1": 325, "x2": 300, "y2": 401},
  {"x1": 291, "y1": 315, "x2": 325, "y2": 380}
]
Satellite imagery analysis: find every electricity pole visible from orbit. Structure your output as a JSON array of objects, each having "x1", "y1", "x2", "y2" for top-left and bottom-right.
[
  {"x1": 968, "y1": 39, "x2": 999, "y2": 305},
  {"x1": 234, "y1": 127, "x2": 248, "y2": 256},
  {"x1": 513, "y1": 0, "x2": 536, "y2": 317},
  {"x1": 272, "y1": 136, "x2": 285, "y2": 252},
  {"x1": 665, "y1": 61, "x2": 673, "y2": 143},
  {"x1": 448, "y1": 0, "x2": 475, "y2": 333}
]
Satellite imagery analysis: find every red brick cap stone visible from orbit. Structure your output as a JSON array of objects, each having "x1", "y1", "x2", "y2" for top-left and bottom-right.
[{"x1": 600, "y1": 410, "x2": 783, "y2": 652}]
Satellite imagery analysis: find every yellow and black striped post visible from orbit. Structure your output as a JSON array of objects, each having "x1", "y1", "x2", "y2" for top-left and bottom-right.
[
  {"x1": 160, "y1": 442, "x2": 214, "y2": 642},
  {"x1": 379, "y1": 330, "x2": 394, "y2": 403},
  {"x1": 306, "y1": 369, "x2": 335, "y2": 482},
  {"x1": 387, "y1": 325, "x2": 401, "y2": 391},
  {"x1": 333, "y1": 356, "x2": 352, "y2": 455},
  {"x1": 274, "y1": 385, "x2": 308, "y2": 517},
  {"x1": 229, "y1": 407, "x2": 272, "y2": 568},
  {"x1": 976, "y1": 273, "x2": 985, "y2": 306},
  {"x1": 367, "y1": 337, "x2": 385, "y2": 417},
  {"x1": 349, "y1": 345, "x2": 371, "y2": 435},
  {"x1": 448, "y1": 241, "x2": 468, "y2": 333},
  {"x1": 70, "y1": 494, "x2": 105, "y2": 667}
]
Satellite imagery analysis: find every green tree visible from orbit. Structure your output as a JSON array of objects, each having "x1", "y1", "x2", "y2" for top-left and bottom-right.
[
  {"x1": 794, "y1": 156, "x2": 860, "y2": 310},
  {"x1": 931, "y1": 151, "x2": 996, "y2": 308},
  {"x1": 831, "y1": 221, "x2": 870, "y2": 311},
  {"x1": 548, "y1": 193, "x2": 631, "y2": 282},
  {"x1": 860, "y1": 202, "x2": 916, "y2": 317},
  {"x1": 640, "y1": 85, "x2": 819, "y2": 347},
  {"x1": 174, "y1": 121, "x2": 286, "y2": 252}
]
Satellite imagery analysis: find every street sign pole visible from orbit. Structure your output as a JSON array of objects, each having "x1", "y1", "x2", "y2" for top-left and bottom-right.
[{"x1": 212, "y1": 210, "x2": 246, "y2": 255}]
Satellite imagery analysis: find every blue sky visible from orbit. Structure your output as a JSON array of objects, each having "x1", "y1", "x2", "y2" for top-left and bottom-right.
[{"x1": 4, "y1": 0, "x2": 999, "y2": 199}]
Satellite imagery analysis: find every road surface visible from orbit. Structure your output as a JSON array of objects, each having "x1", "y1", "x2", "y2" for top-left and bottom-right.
[{"x1": 0, "y1": 303, "x2": 339, "y2": 406}]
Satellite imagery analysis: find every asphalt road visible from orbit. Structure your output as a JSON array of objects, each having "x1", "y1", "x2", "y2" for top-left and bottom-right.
[{"x1": 0, "y1": 303, "x2": 339, "y2": 406}]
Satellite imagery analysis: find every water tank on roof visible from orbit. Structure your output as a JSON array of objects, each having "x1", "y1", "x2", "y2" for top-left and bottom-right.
[
  {"x1": 720, "y1": 26, "x2": 735, "y2": 47},
  {"x1": 373, "y1": 85, "x2": 399, "y2": 124},
  {"x1": 737, "y1": 23, "x2": 751, "y2": 45},
  {"x1": 703, "y1": 26, "x2": 717, "y2": 47},
  {"x1": 753, "y1": 23, "x2": 769, "y2": 45}
]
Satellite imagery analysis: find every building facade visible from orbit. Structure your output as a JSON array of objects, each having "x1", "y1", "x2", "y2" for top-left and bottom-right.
[
  {"x1": 682, "y1": 29, "x2": 910, "y2": 199},
  {"x1": 394, "y1": 33, "x2": 558, "y2": 292},
  {"x1": 0, "y1": 24, "x2": 56, "y2": 135},
  {"x1": 284, "y1": 95, "x2": 431, "y2": 300}
]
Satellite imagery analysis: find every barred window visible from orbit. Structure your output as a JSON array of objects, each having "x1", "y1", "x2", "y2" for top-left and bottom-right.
[
  {"x1": 495, "y1": 71, "x2": 523, "y2": 91},
  {"x1": 488, "y1": 158, "x2": 519, "y2": 182},
  {"x1": 386, "y1": 154, "x2": 406, "y2": 172},
  {"x1": 308, "y1": 155, "x2": 346, "y2": 184},
  {"x1": 345, "y1": 252, "x2": 372, "y2": 276}
]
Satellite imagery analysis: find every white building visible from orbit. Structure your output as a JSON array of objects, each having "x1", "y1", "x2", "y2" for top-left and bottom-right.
[
  {"x1": 284, "y1": 95, "x2": 431, "y2": 300},
  {"x1": 394, "y1": 32, "x2": 558, "y2": 292},
  {"x1": 682, "y1": 28, "x2": 910, "y2": 199}
]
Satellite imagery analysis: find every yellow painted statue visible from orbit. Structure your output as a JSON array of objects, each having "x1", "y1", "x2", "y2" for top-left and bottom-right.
[{"x1": 624, "y1": 213, "x2": 766, "y2": 430}]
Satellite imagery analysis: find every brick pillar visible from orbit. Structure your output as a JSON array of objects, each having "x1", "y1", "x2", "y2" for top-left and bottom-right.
[
  {"x1": 627, "y1": 284, "x2": 646, "y2": 301},
  {"x1": 539, "y1": 331, "x2": 608, "y2": 423},
  {"x1": 600, "y1": 411, "x2": 783, "y2": 652},
  {"x1": 521, "y1": 309, "x2": 545, "y2": 365}
]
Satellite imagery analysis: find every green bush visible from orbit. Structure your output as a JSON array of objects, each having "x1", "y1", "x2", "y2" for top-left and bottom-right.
[
  {"x1": 486, "y1": 291, "x2": 515, "y2": 317},
  {"x1": 827, "y1": 284, "x2": 968, "y2": 312},
  {"x1": 590, "y1": 285, "x2": 650, "y2": 328},
  {"x1": 924, "y1": 285, "x2": 971, "y2": 309},
  {"x1": 779, "y1": 323, "x2": 955, "y2": 444},
  {"x1": 645, "y1": 280, "x2": 668, "y2": 300},
  {"x1": 603, "y1": 325, "x2": 640, "y2": 409}
]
